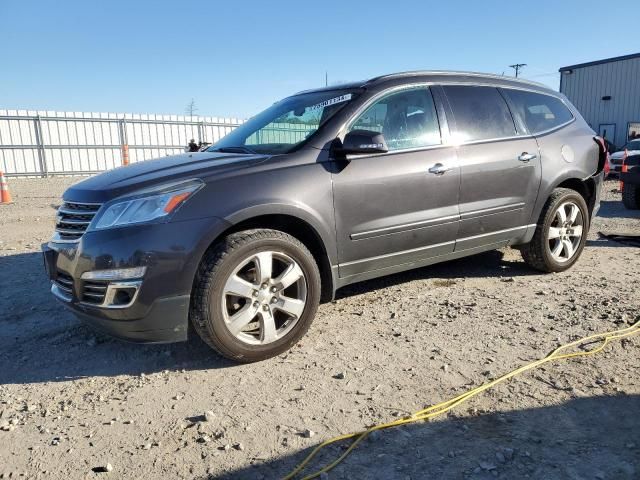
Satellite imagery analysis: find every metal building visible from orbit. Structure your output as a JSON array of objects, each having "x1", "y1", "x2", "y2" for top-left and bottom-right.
[{"x1": 559, "y1": 52, "x2": 640, "y2": 149}]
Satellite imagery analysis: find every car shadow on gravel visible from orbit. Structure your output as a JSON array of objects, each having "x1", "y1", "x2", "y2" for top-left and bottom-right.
[
  {"x1": 208, "y1": 394, "x2": 639, "y2": 480},
  {"x1": 596, "y1": 199, "x2": 640, "y2": 219},
  {"x1": 0, "y1": 252, "x2": 236, "y2": 386},
  {"x1": 587, "y1": 236, "x2": 640, "y2": 248},
  {"x1": 335, "y1": 249, "x2": 537, "y2": 300}
]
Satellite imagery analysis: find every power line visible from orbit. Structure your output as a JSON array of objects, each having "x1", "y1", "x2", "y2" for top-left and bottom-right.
[
  {"x1": 508, "y1": 63, "x2": 527, "y2": 78},
  {"x1": 526, "y1": 71, "x2": 559, "y2": 78}
]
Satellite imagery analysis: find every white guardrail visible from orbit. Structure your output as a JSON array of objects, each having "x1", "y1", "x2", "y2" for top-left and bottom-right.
[{"x1": 0, "y1": 109, "x2": 243, "y2": 177}]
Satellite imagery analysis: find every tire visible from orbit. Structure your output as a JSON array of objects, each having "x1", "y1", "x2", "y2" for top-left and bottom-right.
[
  {"x1": 190, "y1": 229, "x2": 321, "y2": 362},
  {"x1": 520, "y1": 188, "x2": 589, "y2": 273},
  {"x1": 622, "y1": 184, "x2": 640, "y2": 210}
]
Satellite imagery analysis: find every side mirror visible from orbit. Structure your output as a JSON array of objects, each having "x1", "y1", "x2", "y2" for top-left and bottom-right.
[{"x1": 336, "y1": 129, "x2": 388, "y2": 155}]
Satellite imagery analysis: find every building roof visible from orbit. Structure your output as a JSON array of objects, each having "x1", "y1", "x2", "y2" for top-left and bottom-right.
[{"x1": 559, "y1": 52, "x2": 640, "y2": 72}]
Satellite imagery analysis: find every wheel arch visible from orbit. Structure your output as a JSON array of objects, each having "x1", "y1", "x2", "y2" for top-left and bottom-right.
[
  {"x1": 523, "y1": 173, "x2": 598, "y2": 245},
  {"x1": 194, "y1": 209, "x2": 337, "y2": 303},
  {"x1": 554, "y1": 177, "x2": 598, "y2": 217}
]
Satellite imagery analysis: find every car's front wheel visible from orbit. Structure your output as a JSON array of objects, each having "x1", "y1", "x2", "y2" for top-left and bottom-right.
[
  {"x1": 520, "y1": 188, "x2": 589, "y2": 273},
  {"x1": 190, "y1": 229, "x2": 321, "y2": 362}
]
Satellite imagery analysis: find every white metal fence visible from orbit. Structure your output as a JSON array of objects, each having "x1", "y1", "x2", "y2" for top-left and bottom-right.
[{"x1": 0, "y1": 109, "x2": 243, "y2": 176}]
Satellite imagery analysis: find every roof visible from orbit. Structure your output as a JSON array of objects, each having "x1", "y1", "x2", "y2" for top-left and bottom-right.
[
  {"x1": 559, "y1": 52, "x2": 640, "y2": 72},
  {"x1": 294, "y1": 70, "x2": 551, "y2": 96},
  {"x1": 365, "y1": 70, "x2": 549, "y2": 89}
]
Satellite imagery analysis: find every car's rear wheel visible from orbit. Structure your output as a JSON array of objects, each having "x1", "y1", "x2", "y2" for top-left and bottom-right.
[
  {"x1": 190, "y1": 229, "x2": 321, "y2": 362},
  {"x1": 622, "y1": 183, "x2": 640, "y2": 210},
  {"x1": 520, "y1": 188, "x2": 589, "y2": 273}
]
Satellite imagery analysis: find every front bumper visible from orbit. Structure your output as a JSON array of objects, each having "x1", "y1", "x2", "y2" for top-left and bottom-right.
[
  {"x1": 57, "y1": 292, "x2": 191, "y2": 343},
  {"x1": 43, "y1": 216, "x2": 230, "y2": 343},
  {"x1": 610, "y1": 155, "x2": 640, "y2": 174}
]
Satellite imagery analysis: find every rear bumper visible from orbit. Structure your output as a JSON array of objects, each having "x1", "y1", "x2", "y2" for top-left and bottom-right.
[{"x1": 591, "y1": 170, "x2": 604, "y2": 217}]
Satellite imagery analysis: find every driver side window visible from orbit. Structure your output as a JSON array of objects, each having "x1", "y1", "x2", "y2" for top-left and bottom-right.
[{"x1": 349, "y1": 87, "x2": 441, "y2": 151}]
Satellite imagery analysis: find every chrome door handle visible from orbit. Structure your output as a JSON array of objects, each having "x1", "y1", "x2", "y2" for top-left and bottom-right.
[
  {"x1": 518, "y1": 152, "x2": 537, "y2": 162},
  {"x1": 428, "y1": 163, "x2": 451, "y2": 175}
]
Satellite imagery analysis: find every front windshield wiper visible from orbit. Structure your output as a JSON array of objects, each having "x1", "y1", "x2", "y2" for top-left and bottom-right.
[{"x1": 210, "y1": 146, "x2": 256, "y2": 154}]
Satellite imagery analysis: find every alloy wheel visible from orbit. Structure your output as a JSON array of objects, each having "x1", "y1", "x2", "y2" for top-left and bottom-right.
[
  {"x1": 220, "y1": 250, "x2": 307, "y2": 345},
  {"x1": 548, "y1": 201, "x2": 584, "y2": 263}
]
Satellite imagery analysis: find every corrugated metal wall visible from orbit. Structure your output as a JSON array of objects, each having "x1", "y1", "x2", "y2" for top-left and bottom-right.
[
  {"x1": 560, "y1": 56, "x2": 640, "y2": 148},
  {"x1": 0, "y1": 110, "x2": 243, "y2": 176}
]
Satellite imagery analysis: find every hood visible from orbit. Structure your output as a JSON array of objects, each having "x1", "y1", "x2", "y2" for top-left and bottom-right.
[
  {"x1": 610, "y1": 149, "x2": 640, "y2": 160},
  {"x1": 64, "y1": 152, "x2": 270, "y2": 203}
]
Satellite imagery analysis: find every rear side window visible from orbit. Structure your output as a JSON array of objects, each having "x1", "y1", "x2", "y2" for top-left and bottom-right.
[
  {"x1": 442, "y1": 86, "x2": 516, "y2": 142},
  {"x1": 504, "y1": 89, "x2": 573, "y2": 134}
]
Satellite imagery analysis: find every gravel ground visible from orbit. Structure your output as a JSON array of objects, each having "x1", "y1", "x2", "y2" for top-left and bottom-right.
[{"x1": 0, "y1": 177, "x2": 638, "y2": 480}]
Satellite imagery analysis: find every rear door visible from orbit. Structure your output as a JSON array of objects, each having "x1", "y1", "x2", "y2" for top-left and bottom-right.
[
  {"x1": 441, "y1": 85, "x2": 541, "y2": 251},
  {"x1": 332, "y1": 86, "x2": 460, "y2": 279}
]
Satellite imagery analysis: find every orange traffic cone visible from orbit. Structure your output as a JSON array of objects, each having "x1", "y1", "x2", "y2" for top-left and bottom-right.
[
  {"x1": 0, "y1": 171, "x2": 13, "y2": 204},
  {"x1": 122, "y1": 144, "x2": 130, "y2": 166},
  {"x1": 620, "y1": 149, "x2": 628, "y2": 193}
]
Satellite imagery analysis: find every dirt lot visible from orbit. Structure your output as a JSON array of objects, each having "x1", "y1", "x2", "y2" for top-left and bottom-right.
[{"x1": 0, "y1": 177, "x2": 638, "y2": 480}]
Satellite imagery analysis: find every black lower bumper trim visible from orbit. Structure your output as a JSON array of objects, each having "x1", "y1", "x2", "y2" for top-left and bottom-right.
[{"x1": 61, "y1": 295, "x2": 191, "y2": 343}]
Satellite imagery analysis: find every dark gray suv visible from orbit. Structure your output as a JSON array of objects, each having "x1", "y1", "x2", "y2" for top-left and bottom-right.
[{"x1": 43, "y1": 71, "x2": 606, "y2": 361}]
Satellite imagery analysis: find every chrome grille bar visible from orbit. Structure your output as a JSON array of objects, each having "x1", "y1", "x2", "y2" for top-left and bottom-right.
[
  {"x1": 52, "y1": 271, "x2": 74, "y2": 300},
  {"x1": 54, "y1": 201, "x2": 102, "y2": 242},
  {"x1": 82, "y1": 280, "x2": 109, "y2": 304}
]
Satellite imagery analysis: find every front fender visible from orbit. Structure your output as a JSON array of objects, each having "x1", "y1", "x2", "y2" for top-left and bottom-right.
[{"x1": 223, "y1": 202, "x2": 338, "y2": 266}]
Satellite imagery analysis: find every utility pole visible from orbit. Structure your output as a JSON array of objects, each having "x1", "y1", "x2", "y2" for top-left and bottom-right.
[
  {"x1": 185, "y1": 98, "x2": 198, "y2": 117},
  {"x1": 325, "y1": 71, "x2": 328, "y2": 87},
  {"x1": 509, "y1": 63, "x2": 527, "y2": 78}
]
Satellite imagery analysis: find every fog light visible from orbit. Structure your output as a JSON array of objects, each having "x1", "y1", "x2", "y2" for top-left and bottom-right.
[
  {"x1": 112, "y1": 286, "x2": 138, "y2": 306},
  {"x1": 81, "y1": 266, "x2": 146, "y2": 281},
  {"x1": 97, "y1": 281, "x2": 143, "y2": 309}
]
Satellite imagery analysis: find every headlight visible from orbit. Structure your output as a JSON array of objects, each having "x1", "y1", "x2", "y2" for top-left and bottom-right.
[{"x1": 93, "y1": 179, "x2": 203, "y2": 230}]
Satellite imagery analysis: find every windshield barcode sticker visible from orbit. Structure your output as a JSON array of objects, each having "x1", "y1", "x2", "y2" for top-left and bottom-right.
[{"x1": 308, "y1": 93, "x2": 352, "y2": 111}]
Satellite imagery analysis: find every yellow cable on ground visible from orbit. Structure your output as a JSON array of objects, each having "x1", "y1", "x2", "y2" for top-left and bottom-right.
[{"x1": 282, "y1": 319, "x2": 640, "y2": 480}]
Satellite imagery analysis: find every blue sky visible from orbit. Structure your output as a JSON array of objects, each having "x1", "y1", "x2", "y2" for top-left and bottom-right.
[{"x1": 0, "y1": 0, "x2": 635, "y2": 118}]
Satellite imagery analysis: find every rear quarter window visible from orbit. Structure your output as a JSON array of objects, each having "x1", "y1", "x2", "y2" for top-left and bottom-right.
[{"x1": 504, "y1": 89, "x2": 573, "y2": 134}]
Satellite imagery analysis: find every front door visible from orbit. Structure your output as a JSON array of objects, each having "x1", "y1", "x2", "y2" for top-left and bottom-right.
[
  {"x1": 332, "y1": 87, "x2": 460, "y2": 279},
  {"x1": 441, "y1": 85, "x2": 542, "y2": 250}
]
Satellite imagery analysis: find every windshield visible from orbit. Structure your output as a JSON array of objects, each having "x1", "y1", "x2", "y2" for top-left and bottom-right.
[
  {"x1": 622, "y1": 139, "x2": 640, "y2": 151},
  {"x1": 208, "y1": 89, "x2": 360, "y2": 155}
]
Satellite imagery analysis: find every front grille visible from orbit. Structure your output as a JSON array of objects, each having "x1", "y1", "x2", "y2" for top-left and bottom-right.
[
  {"x1": 55, "y1": 201, "x2": 102, "y2": 242},
  {"x1": 82, "y1": 280, "x2": 108, "y2": 305},
  {"x1": 52, "y1": 271, "x2": 74, "y2": 299}
]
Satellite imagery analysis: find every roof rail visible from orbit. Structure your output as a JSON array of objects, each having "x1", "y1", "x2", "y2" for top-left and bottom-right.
[{"x1": 365, "y1": 70, "x2": 550, "y2": 89}]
